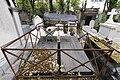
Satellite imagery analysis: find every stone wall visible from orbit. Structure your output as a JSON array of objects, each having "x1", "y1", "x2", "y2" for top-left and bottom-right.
[{"x1": 0, "y1": 0, "x2": 23, "y2": 79}]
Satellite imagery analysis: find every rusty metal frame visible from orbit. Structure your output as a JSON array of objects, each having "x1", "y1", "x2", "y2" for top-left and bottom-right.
[
  {"x1": 1, "y1": 27, "x2": 115, "y2": 80},
  {"x1": 17, "y1": 75, "x2": 96, "y2": 79},
  {"x1": 61, "y1": 50, "x2": 95, "y2": 73},
  {"x1": 86, "y1": 33, "x2": 100, "y2": 75},
  {"x1": 18, "y1": 32, "x2": 30, "y2": 70}
]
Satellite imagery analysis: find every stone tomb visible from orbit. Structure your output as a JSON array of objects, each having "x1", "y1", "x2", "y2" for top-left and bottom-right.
[{"x1": 99, "y1": 8, "x2": 120, "y2": 44}]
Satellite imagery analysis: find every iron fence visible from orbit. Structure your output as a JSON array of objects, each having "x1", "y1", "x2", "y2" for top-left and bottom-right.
[{"x1": 1, "y1": 27, "x2": 115, "y2": 80}]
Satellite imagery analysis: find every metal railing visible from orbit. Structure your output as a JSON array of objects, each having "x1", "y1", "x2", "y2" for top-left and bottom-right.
[{"x1": 1, "y1": 27, "x2": 115, "y2": 80}]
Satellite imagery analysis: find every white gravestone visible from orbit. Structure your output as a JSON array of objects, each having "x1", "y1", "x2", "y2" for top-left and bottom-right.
[
  {"x1": 89, "y1": 20, "x2": 95, "y2": 29},
  {"x1": 82, "y1": 20, "x2": 95, "y2": 32},
  {"x1": 82, "y1": 20, "x2": 97, "y2": 34},
  {"x1": 33, "y1": 15, "x2": 44, "y2": 27},
  {"x1": 89, "y1": 20, "x2": 97, "y2": 33}
]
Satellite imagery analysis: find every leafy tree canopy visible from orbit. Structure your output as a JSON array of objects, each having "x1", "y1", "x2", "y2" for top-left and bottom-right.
[
  {"x1": 16, "y1": 0, "x2": 81, "y2": 15},
  {"x1": 70, "y1": 0, "x2": 80, "y2": 10},
  {"x1": 107, "y1": 0, "x2": 118, "y2": 11}
]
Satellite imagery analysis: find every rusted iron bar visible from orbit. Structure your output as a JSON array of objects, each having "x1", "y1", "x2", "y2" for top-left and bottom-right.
[
  {"x1": 95, "y1": 50, "x2": 113, "y2": 79},
  {"x1": 35, "y1": 22, "x2": 44, "y2": 27},
  {"x1": 18, "y1": 34, "x2": 30, "y2": 70},
  {"x1": 1, "y1": 50, "x2": 17, "y2": 76},
  {"x1": 2, "y1": 47, "x2": 111, "y2": 77},
  {"x1": 17, "y1": 75, "x2": 96, "y2": 78},
  {"x1": 83, "y1": 29, "x2": 119, "y2": 52},
  {"x1": 67, "y1": 25, "x2": 78, "y2": 27},
  {"x1": 5, "y1": 50, "x2": 40, "y2": 68},
  {"x1": 4, "y1": 50, "x2": 57, "y2": 76},
  {"x1": 78, "y1": 34, "x2": 87, "y2": 40},
  {"x1": 33, "y1": 30, "x2": 39, "y2": 48},
  {"x1": 5, "y1": 49, "x2": 59, "y2": 77},
  {"x1": 1, "y1": 27, "x2": 36, "y2": 48},
  {"x1": 29, "y1": 32, "x2": 34, "y2": 48},
  {"x1": 31, "y1": 32, "x2": 40, "y2": 40},
  {"x1": 57, "y1": 41, "x2": 61, "y2": 75},
  {"x1": 87, "y1": 33, "x2": 100, "y2": 74},
  {"x1": 17, "y1": 75, "x2": 96, "y2": 79},
  {"x1": 2, "y1": 48, "x2": 113, "y2": 51},
  {"x1": 17, "y1": 51, "x2": 58, "y2": 76},
  {"x1": 92, "y1": 52, "x2": 99, "y2": 74},
  {"x1": 62, "y1": 51, "x2": 109, "y2": 75},
  {"x1": 62, "y1": 50, "x2": 95, "y2": 73}
]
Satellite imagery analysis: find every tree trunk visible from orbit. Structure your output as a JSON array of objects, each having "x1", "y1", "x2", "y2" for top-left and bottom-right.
[
  {"x1": 59, "y1": 0, "x2": 64, "y2": 13},
  {"x1": 49, "y1": 0, "x2": 53, "y2": 12},
  {"x1": 22, "y1": 0, "x2": 25, "y2": 9},
  {"x1": 67, "y1": 0, "x2": 70, "y2": 14},
  {"x1": 29, "y1": 0, "x2": 35, "y2": 15},
  {"x1": 84, "y1": 0, "x2": 87, "y2": 10}
]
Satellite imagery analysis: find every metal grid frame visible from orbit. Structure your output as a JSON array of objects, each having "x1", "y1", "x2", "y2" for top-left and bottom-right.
[{"x1": 1, "y1": 27, "x2": 114, "y2": 80}]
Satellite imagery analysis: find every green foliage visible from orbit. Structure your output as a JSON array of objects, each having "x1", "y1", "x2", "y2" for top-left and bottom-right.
[
  {"x1": 117, "y1": 1, "x2": 120, "y2": 7},
  {"x1": 94, "y1": 13, "x2": 107, "y2": 31},
  {"x1": 64, "y1": 0, "x2": 80, "y2": 13},
  {"x1": 16, "y1": 0, "x2": 22, "y2": 10},
  {"x1": 70, "y1": 0, "x2": 80, "y2": 10},
  {"x1": 94, "y1": 20, "x2": 100, "y2": 32},
  {"x1": 16, "y1": 0, "x2": 49, "y2": 17},
  {"x1": 53, "y1": 0, "x2": 61, "y2": 12},
  {"x1": 34, "y1": 1, "x2": 48, "y2": 16},
  {"x1": 16, "y1": 0, "x2": 81, "y2": 15},
  {"x1": 16, "y1": 0, "x2": 32, "y2": 13},
  {"x1": 25, "y1": 0, "x2": 32, "y2": 12},
  {"x1": 100, "y1": 14, "x2": 107, "y2": 23},
  {"x1": 108, "y1": 0, "x2": 118, "y2": 11}
]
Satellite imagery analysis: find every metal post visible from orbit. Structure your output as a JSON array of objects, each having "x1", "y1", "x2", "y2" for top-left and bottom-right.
[
  {"x1": 95, "y1": 50, "x2": 113, "y2": 79},
  {"x1": 57, "y1": 25, "x2": 61, "y2": 75},
  {"x1": 57, "y1": 41, "x2": 61, "y2": 75},
  {"x1": 2, "y1": 50, "x2": 17, "y2": 76},
  {"x1": 29, "y1": 32, "x2": 34, "y2": 48},
  {"x1": 84, "y1": 0, "x2": 87, "y2": 10}
]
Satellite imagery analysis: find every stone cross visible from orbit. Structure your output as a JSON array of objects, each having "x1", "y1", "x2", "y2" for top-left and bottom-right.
[{"x1": 106, "y1": 9, "x2": 117, "y2": 23}]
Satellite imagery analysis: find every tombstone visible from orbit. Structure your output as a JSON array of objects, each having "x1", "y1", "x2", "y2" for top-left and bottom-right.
[
  {"x1": 33, "y1": 15, "x2": 47, "y2": 36},
  {"x1": 19, "y1": 10, "x2": 29, "y2": 24},
  {"x1": 82, "y1": 19, "x2": 97, "y2": 34},
  {"x1": 89, "y1": 20, "x2": 95, "y2": 29},
  {"x1": 33, "y1": 15, "x2": 44, "y2": 27}
]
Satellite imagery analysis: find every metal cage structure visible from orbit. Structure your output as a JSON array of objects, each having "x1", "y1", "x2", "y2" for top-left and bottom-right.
[{"x1": 1, "y1": 27, "x2": 116, "y2": 80}]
